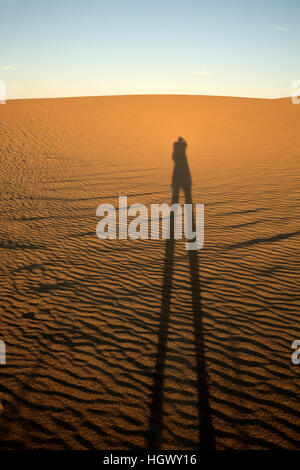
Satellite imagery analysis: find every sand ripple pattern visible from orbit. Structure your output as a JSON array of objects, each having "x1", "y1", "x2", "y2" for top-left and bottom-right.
[{"x1": 0, "y1": 96, "x2": 299, "y2": 449}]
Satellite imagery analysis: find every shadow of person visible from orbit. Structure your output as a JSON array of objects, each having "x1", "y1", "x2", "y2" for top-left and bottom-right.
[{"x1": 148, "y1": 137, "x2": 214, "y2": 450}]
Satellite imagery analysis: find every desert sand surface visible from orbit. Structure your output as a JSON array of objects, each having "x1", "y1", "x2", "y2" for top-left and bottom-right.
[{"x1": 0, "y1": 94, "x2": 299, "y2": 449}]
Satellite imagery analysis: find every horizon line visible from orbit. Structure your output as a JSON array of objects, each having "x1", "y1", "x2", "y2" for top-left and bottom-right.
[{"x1": 4, "y1": 93, "x2": 291, "y2": 103}]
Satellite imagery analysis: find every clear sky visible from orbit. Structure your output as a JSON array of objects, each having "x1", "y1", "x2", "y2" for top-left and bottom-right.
[{"x1": 1, "y1": 0, "x2": 300, "y2": 99}]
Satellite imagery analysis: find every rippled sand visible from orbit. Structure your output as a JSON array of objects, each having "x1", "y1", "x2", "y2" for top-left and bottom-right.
[{"x1": 0, "y1": 95, "x2": 299, "y2": 449}]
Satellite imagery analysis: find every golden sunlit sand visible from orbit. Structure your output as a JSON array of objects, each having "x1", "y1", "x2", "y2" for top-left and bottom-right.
[{"x1": 0, "y1": 95, "x2": 299, "y2": 449}]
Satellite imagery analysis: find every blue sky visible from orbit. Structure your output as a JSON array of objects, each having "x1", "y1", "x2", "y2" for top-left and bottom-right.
[{"x1": 1, "y1": 0, "x2": 299, "y2": 99}]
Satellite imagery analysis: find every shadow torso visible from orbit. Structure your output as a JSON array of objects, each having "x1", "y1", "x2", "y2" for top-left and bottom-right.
[{"x1": 171, "y1": 140, "x2": 192, "y2": 189}]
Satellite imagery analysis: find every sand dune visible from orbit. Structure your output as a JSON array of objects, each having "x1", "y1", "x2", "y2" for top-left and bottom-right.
[{"x1": 0, "y1": 95, "x2": 299, "y2": 449}]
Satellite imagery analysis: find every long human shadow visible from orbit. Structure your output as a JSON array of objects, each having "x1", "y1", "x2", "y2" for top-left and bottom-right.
[{"x1": 147, "y1": 186, "x2": 215, "y2": 450}]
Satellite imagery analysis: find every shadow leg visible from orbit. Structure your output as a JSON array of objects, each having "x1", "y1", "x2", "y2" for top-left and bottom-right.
[
  {"x1": 188, "y1": 248, "x2": 215, "y2": 449},
  {"x1": 185, "y1": 187, "x2": 214, "y2": 449},
  {"x1": 148, "y1": 190, "x2": 178, "y2": 449}
]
